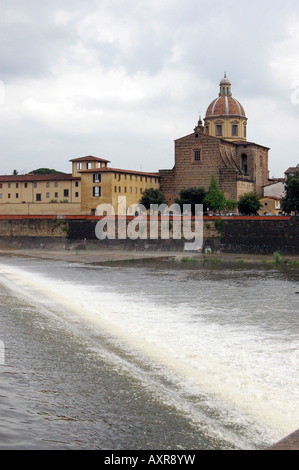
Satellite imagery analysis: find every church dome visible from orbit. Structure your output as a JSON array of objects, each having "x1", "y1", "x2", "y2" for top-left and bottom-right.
[
  {"x1": 205, "y1": 74, "x2": 246, "y2": 118},
  {"x1": 205, "y1": 95, "x2": 246, "y2": 118}
]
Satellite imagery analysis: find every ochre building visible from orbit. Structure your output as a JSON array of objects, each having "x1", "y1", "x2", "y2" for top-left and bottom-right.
[
  {"x1": 0, "y1": 156, "x2": 159, "y2": 216},
  {"x1": 159, "y1": 74, "x2": 270, "y2": 204}
]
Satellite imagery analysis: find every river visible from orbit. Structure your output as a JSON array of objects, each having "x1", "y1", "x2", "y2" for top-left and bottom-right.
[{"x1": 0, "y1": 255, "x2": 298, "y2": 450}]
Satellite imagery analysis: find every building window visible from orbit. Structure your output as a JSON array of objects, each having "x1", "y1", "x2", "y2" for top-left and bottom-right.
[
  {"x1": 130, "y1": 175, "x2": 132, "y2": 181},
  {"x1": 16, "y1": 193, "x2": 19, "y2": 199},
  {"x1": 46, "y1": 182, "x2": 50, "y2": 188},
  {"x1": 75, "y1": 192, "x2": 79, "y2": 198},
  {"x1": 36, "y1": 194, "x2": 41, "y2": 201},
  {"x1": 46, "y1": 192, "x2": 50, "y2": 198},
  {"x1": 232, "y1": 125, "x2": 238, "y2": 136},
  {"x1": 8, "y1": 193, "x2": 11, "y2": 199},
  {"x1": 75, "y1": 181, "x2": 79, "y2": 187},
  {"x1": 16, "y1": 183, "x2": 19, "y2": 188},
  {"x1": 64, "y1": 189, "x2": 69, "y2": 197},
  {"x1": 0, "y1": 194, "x2": 2, "y2": 199},
  {"x1": 77, "y1": 163, "x2": 82, "y2": 170},
  {"x1": 87, "y1": 163, "x2": 92, "y2": 169},
  {"x1": 114, "y1": 186, "x2": 117, "y2": 193},
  {"x1": 216, "y1": 125, "x2": 222, "y2": 136},
  {"x1": 24, "y1": 183, "x2": 28, "y2": 188},
  {"x1": 34, "y1": 182, "x2": 37, "y2": 188},
  {"x1": 8, "y1": 183, "x2": 11, "y2": 188},
  {"x1": 130, "y1": 187, "x2": 132, "y2": 193},
  {"x1": 124, "y1": 187, "x2": 127, "y2": 193},
  {"x1": 54, "y1": 182, "x2": 58, "y2": 188},
  {"x1": 55, "y1": 192, "x2": 58, "y2": 198},
  {"x1": 93, "y1": 173, "x2": 101, "y2": 183},
  {"x1": 0, "y1": 184, "x2": 2, "y2": 189},
  {"x1": 93, "y1": 186, "x2": 101, "y2": 197},
  {"x1": 194, "y1": 149, "x2": 201, "y2": 161},
  {"x1": 241, "y1": 154, "x2": 248, "y2": 174},
  {"x1": 118, "y1": 186, "x2": 121, "y2": 193}
]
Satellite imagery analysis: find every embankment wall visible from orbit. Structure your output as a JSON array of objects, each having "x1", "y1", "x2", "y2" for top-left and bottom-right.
[{"x1": 0, "y1": 216, "x2": 298, "y2": 254}]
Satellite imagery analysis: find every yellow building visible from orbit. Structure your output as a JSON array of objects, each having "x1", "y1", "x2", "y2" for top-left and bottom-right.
[
  {"x1": 72, "y1": 156, "x2": 160, "y2": 215},
  {"x1": 0, "y1": 156, "x2": 160, "y2": 216},
  {"x1": 259, "y1": 197, "x2": 282, "y2": 215}
]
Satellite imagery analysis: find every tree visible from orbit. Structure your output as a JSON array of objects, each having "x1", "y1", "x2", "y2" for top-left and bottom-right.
[
  {"x1": 175, "y1": 187, "x2": 208, "y2": 214},
  {"x1": 237, "y1": 191, "x2": 262, "y2": 215},
  {"x1": 281, "y1": 170, "x2": 299, "y2": 213},
  {"x1": 30, "y1": 168, "x2": 65, "y2": 175},
  {"x1": 224, "y1": 198, "x2": 237, "y2": 211},
  {"x1": 204, "y1": 175, "x2": 226, "y2": 213},
  {"x1": 139, "y1": 188, "x2": 166, "y2": 210}
]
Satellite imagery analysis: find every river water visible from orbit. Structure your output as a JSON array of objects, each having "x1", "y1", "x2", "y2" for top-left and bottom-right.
[{"x1": 0, "y1": 255, "x2": 298, "y2": 450}]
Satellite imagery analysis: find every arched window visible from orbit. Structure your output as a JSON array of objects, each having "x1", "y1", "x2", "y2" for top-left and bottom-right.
[
  {"x1": 232, "y1": 124, "x2": 238, "y2": 136},
  {"x1": 216, "y1": 124, "x2": 222, "y2": 136}
]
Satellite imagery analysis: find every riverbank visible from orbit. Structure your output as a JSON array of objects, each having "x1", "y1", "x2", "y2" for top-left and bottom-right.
[{"x1": 0, "y1": 244, "x2": 298, "y2": 267}]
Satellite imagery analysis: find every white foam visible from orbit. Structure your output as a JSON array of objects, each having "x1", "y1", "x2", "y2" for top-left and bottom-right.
[{"x1": 0, "y1": 262, "x2": 298, "y2": 447}]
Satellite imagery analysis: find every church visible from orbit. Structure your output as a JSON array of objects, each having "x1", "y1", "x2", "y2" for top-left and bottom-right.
[{"x1": 159, "y1": 74, "x2": 270, "y2": 204}]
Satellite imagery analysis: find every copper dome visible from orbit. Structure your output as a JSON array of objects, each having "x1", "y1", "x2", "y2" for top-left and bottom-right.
[{"x1": 205, "y1": 95, "x2": 246, "y2": 118}]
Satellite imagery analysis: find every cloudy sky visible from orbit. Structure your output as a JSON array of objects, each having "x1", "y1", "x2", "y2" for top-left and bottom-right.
[{"x1": 0, "y1": 0, "x2": 299, "y2": 178}]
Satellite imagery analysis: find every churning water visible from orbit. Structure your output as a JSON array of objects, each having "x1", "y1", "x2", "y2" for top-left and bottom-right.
[{"x1": 0, "y1": 255, "x2": 298, "y2": 450}]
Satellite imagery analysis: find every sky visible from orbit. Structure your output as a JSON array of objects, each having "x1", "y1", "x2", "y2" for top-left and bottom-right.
[{"x1": 0, "y1": 0, "x2": 299, "y2": 178}]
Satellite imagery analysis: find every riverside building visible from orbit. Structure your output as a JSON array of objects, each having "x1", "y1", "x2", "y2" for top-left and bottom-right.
[{"x1": 0, "y1": 156, "x2": 159, "y2": 216}]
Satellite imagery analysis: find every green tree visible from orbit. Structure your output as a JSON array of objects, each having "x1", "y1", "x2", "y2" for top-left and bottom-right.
[
  {"x1": 281, "y1": 170, "x2": 299, "y2": 213},
  {"x1": 204, "y1": 175, "x2": 226, "y2": 213},
  {"x1": 175, "y1": 187, "x2": 207, "y2": 214},
  {"x1": 30, "y1": 168, "x2": 65, "y2": 175},
  {"x1": 139, "y1": 188, "x2": 166, "y2": 210},
  {"x1": 224, "y1": 198, "x2": 237, "y2": 211},
  {"x1": 237, "y1": 191, "x2": 262, "y2": 215}
]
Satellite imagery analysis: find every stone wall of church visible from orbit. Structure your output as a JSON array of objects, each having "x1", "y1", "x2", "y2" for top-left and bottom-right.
[
  {"x1": 219, "y1": 168, "x2": 238, "y2": 200},
  {"x1": 236, "y1": 144, "x2": 269, "y2": 196},
  {"x1": 172, "y1": 132, "x2": 223, "y2": 199},
  {"x1": 159, "y1": 169, "x2": 175, "y2": 204}
]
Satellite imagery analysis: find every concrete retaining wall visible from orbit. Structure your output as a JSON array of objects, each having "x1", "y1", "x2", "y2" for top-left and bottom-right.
[{"x1": 0, "y1": 216, "x2": 298, "y2": 255}]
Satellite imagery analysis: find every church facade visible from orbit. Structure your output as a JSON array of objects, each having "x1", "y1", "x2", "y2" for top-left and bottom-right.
[{"x1": 159, "y1": 75, "x2": 270, "y2": 204}]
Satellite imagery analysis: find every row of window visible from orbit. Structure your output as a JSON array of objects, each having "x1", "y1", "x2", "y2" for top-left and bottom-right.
[
  {"x1": 113, "y1": 173, "x2": 157, "y2": 183},
  {"x1": 0, "y1": 190, "x2": 80, "y2": 201},
  {"x1": 0, "y1": 181, "x2": 79, "y2": 189},
  {"x1": 214, "y1": 124, "x2": 246, "y2": 137},
  {"x1": 92, "y1": 186, "x2": 145, "y2": 197},
  {"x1": 114, "y1": 186, "x2": 143, "y2": 194}
]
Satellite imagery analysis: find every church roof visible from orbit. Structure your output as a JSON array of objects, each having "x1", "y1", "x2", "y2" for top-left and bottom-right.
[
  {"x1": 205, "y1": 74, "x2": 246, "y2": 118},
  {"x1": 205, "y1": 95, "x2": 246, "y2": 118}
]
